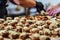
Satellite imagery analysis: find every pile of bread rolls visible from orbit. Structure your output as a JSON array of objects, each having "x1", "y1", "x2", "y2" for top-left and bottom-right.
[{"x1": 0, "y1": 12, "x2": 60, "y2": 40}]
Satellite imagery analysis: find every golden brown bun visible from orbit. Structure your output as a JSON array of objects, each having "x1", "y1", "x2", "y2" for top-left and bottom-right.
[{"x1": 0, "y1": 36, "x2": 4, "y2": 40}]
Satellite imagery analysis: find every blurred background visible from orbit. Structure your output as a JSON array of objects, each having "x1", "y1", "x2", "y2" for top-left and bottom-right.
[{"x1": 7, "y1": 0, "x2": 60, "y2": 16}]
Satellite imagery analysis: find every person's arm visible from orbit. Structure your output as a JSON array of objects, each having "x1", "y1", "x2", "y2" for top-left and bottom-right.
[
  {"x1": 12, "y1": 0, "x2": 36, "y2": 8},
  {"x1": 21, "y1": 0, "x2": 36, "y2": 8},
  {"x1": 10, "y1": 0, "x2": 36, "y2": 7}
]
